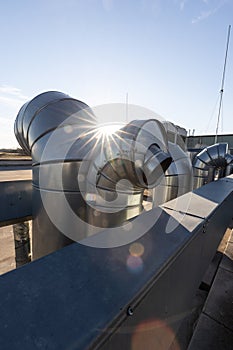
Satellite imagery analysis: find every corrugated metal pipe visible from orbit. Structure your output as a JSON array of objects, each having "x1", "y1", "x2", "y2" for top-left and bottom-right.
[
  {"x1": 192, "y1": 143, "x2": 233, "y2": 188},
  {"x1": 15, "y1": 91, "x2": 172, "y2": 258},
  {"x1": 152, "y1": 122, "x2": 193, "y2": 206}
]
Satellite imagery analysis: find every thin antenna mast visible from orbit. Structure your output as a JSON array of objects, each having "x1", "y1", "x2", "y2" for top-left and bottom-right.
[
  {"x1": 126, "y1": 92, "x2": 128, "y2": 122},
  {"x1": 215, "y1": 25, "x2": 231, "y2": 143}
]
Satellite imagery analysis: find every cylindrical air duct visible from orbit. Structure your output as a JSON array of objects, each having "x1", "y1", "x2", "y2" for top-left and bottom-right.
[
  {"x1": 15, "y1": 92, "x2": 172, "y2": 259},
  {"x1": 193, "y1": 143, "x2": 233, "y2": 188},
  {"x1": 152, "y1": 122, "x2": 193, "y2": 206}
]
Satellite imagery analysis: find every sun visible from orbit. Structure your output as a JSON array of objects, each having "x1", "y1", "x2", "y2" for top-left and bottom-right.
[{"x1": 97, "y1": 123, "x2": 124, "y2": 136}]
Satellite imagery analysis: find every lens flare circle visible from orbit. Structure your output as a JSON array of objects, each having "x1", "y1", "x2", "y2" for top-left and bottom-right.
[
  {"x1": 126, "y1": 255, "x2": 143, "y2": 274},
  {"x1": 131, "y1": 319, "x2": 180, "y2": 350},
  {"x1": 129, "y1": 242, "x2": 145, "y2": 257},
  {"x1": 38, "y1": 103, "x2": 192, "y2": 248}
]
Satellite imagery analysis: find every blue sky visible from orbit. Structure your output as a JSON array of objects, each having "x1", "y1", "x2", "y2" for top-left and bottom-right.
[{"x1": 0, "y1": 0, "x2": 233, "y2": 148}]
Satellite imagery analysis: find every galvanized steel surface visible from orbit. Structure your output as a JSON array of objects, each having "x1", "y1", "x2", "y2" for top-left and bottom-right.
[
  {"x1": 193, "y1": 143, "x2": 233, "y2": 188},
  {"x1": 15, "y1": 92, "x2": 181, "y2": 258}
]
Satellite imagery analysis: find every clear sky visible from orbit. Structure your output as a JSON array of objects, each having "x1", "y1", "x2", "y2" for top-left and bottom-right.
[{"x1": 0, "y1": 0, "x2": 233, "y2": 148}]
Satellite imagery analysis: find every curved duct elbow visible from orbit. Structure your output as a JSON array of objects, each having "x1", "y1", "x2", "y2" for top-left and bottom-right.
[
  {"x1": 15, "y1": 92, "x2": 172, "y2": 258},
  {"x1": 77, "y1": 119, "x2": 172, "y2": 226},
  {"x1": 143, "y1": 143, "x2": 173, "y2": 186},
  {"x1": 151, "y1": 121, "x2": 193, "y2": 206},
  {"x1": 152, "y1": 140, "x2": 193, "y2": 206},
  {"x1": 14, "y1": 91, "x2": 94, "y2": 162},
  {"x1": 193, "y1": 143, "x2": 233, "y2": 188}
]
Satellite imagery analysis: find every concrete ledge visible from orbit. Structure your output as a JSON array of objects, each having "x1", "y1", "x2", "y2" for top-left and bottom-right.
[
  {"x1": 188, "y1": 230, "x2": 233, "y2": 349},
  {"x1": 221, "y1": 243, "x2": 233, "y2": 273},
  {"x1": 188, "y1": 313, "x2": 233, "y2": 350},
  {"x1": 200, "y1": 252, "x2": 222, "y2": 291},
  {"x1": 203, "y1": 267, "x2": 233, "y2": 331}
]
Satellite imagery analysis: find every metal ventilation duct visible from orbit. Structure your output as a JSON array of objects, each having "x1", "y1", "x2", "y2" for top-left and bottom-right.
[
  {"x1": 151, "y1": 121, "x2": 193, "y2": 206},
  {"x1": 15, "y1": 92, "x2": 173, "y2": 259},
  {"x1": 193, "y1": 143, "x2": 233, "y2": 188},
  {"x1": 152, "y1": 140, "x2": 193, "y2": 206}
]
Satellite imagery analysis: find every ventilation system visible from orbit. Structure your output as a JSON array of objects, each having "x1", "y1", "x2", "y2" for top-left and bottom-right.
[
  {"x1": 15, "y1": 91, "x2": 192, "y2": 258},
  {"x1": 193, "y1": 143, "x2": 233, "y2": 188}
]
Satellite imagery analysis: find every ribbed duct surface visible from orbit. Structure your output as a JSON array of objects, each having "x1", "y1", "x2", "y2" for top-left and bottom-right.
[
  {"x1": 15, "y1": 92, "x2": 173, "y2": 258},
  {"x1": 151, "y1": 121, "x2": 193, "y2": 206},
  {"x1": 193, "y1": 143, "x2": 233, "y2": 188}
]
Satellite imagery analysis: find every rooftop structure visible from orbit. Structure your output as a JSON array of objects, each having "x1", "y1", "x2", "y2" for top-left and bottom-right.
[{"x1": 0, "y1": 91, "x2": 233, "y2": 349}]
